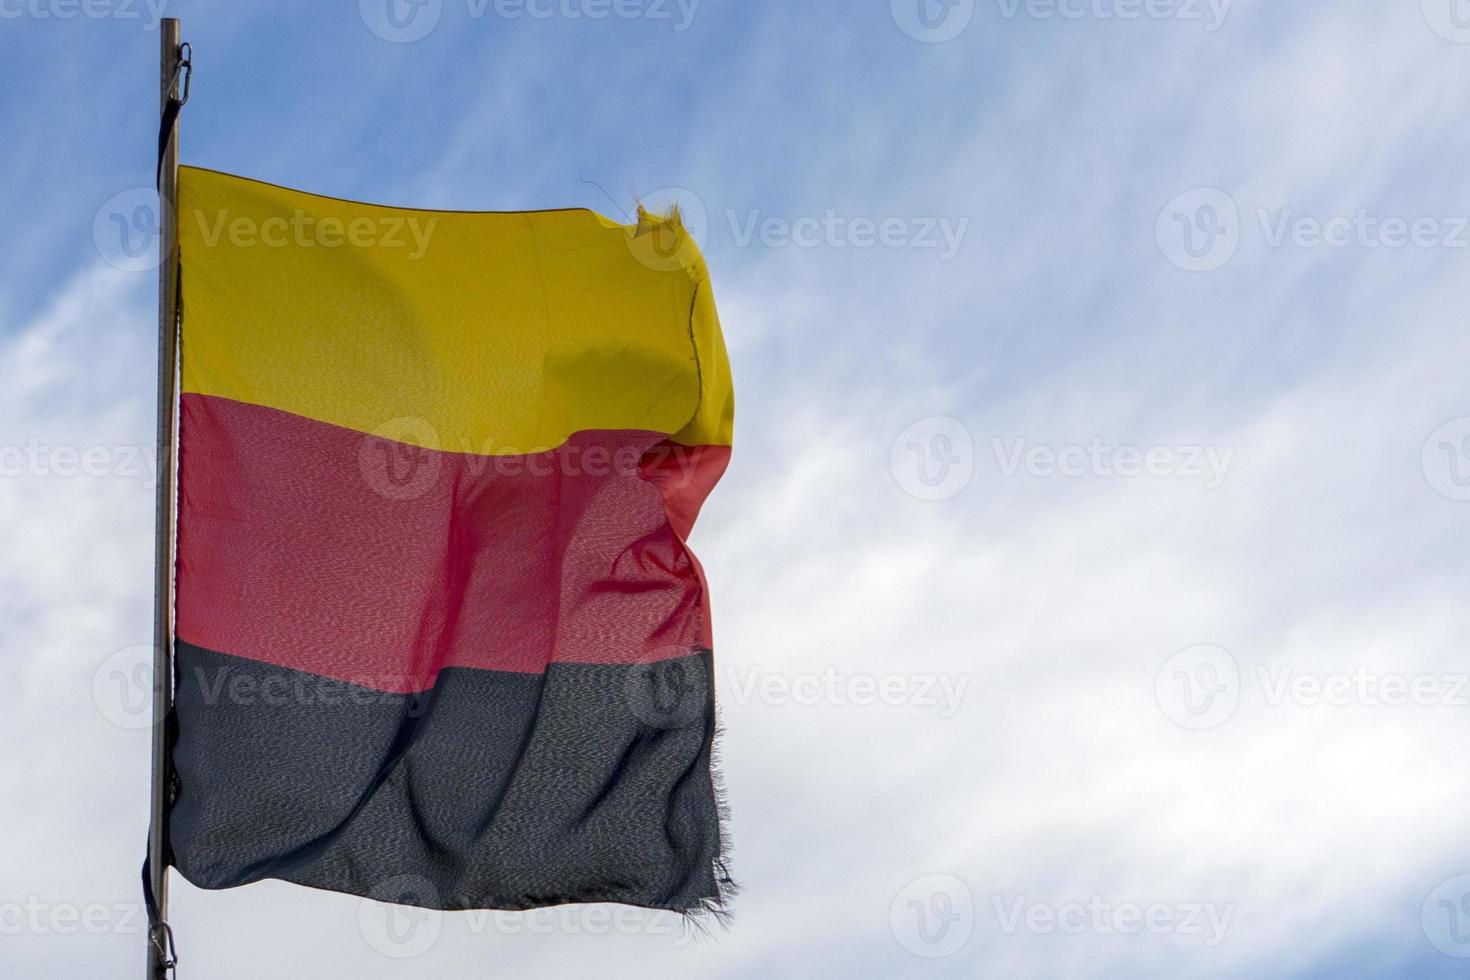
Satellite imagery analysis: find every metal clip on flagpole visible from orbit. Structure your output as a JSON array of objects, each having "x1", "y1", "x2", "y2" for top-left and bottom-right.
[
  {"x1": 148, "y1": 17, "x2": 187, "y2": 980},
  {"x1": 156, "y1": 41, "x2": 190, "y2": 190}
]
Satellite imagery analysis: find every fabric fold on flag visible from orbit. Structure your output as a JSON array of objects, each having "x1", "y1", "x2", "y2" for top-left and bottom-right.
[{"x1": 166, "y1": 167, "x2": 735, "y2": 918}]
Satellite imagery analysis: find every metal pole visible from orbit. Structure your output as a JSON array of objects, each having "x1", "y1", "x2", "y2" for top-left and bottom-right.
[{"x1": 149, "y1": 17, "x2": 182, "y2": 980}]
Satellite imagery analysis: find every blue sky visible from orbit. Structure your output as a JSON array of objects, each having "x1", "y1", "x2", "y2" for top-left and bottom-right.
[{"x1": 5, "y1": 1, "x2": 1470, "y2": 976}]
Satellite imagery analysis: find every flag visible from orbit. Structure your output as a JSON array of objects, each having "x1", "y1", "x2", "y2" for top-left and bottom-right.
[{"x1": 165, "y1": 167, "x2": 735, "y2": 918}]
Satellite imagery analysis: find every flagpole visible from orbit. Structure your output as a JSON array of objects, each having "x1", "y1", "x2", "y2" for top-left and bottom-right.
[{"x1": 149, "y1": 17, "x2": 184, "y2": 979}]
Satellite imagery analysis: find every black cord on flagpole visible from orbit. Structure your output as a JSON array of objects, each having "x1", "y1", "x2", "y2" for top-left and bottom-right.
[{"x1": 156, "y1": 42, "x2": 190, "y2": 190}]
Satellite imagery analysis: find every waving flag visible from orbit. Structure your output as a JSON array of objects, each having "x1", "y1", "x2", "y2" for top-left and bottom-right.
[{"x1": 164, "y1": 167, "x2": 735, "y2": 917}]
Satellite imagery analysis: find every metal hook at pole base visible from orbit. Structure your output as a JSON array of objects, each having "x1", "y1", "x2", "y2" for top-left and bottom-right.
[{"x1": 149, "y1": 923, "x2": 179, "y2": 980}]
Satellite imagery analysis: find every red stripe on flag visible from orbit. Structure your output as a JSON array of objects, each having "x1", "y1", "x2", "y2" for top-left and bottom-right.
[{"x1": 175, "y1": 394, "x2": 728, "y2": 693}]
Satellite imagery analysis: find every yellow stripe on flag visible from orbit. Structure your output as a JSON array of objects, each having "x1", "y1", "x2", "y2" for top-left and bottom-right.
[{"x1": 177, "y1": 166, "x2": 732, "y2": 454}]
